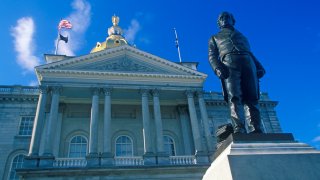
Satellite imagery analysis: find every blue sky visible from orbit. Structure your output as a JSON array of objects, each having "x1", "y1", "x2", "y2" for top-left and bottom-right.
[{"x1": 0, "y1": 0, "x2": 320, "y2": 149}]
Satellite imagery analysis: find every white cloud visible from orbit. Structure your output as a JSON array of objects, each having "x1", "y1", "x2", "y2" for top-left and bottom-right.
[
  {"x1": 56, "y1": 0, "x2": 91, "y2": 56},
  {"x1": 124, "y1": 19, "x2": 141, "y2": 43},
  {"x1": 312, "y1": 136, "x2": 320, "y2": 142},
  {"x1": 11, "y1": 17, "x2": 40, "y2": 72}
]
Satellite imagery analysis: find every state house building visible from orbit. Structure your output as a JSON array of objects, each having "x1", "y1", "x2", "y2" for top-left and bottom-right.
[{"x1": 0, "y1": 16, "x2": 281, "y2": 180}]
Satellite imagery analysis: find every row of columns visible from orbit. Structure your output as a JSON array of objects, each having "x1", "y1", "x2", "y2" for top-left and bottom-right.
[
  {"x1": 186, "y1": 91, "x2": 214, "y2": 160},
  {"x1": 27, "y1": 85, "x2": 213, "y2": 167},
  {"x1": 88, "y1": 87, "x2": 113, "y2": 159},
  {"x1": 88, "y1": 88, "x2": 168, "y2": 159},
  {"x1": 87, "y1": 88, "x2": 113, "y2": 166}
]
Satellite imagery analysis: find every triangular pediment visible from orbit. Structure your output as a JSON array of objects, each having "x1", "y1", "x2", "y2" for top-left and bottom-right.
[
  {"x1": 68, "y1": 57, "x2": 165, "y2": 73},
  {"x1": 36, "y1": 45, "x2": 207, "y2": 87},
  {"x1": 52, "y1": 53, "x2": 174, "y2": 75}
]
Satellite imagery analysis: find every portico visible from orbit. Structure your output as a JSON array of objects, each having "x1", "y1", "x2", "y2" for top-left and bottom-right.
[{"x1": 26, "y1": 82, "x2": 212, "y2": 166}]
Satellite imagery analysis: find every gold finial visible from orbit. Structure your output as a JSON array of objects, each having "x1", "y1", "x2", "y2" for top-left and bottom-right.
[
  {"x1": 90, "y1": 15, "x2": 128, "y2": 53},
  {"x1": 112, "y1": 15, "x2": 119, "y2": 26}
]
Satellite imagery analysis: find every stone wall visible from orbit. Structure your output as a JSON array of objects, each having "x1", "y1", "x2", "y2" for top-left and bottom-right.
[
  {"x1": 0, "y1": 86, "x2": 38, "y2": 179},
  {"x1": 0, "y1": 85, "x2": 282, "y2": 179}
]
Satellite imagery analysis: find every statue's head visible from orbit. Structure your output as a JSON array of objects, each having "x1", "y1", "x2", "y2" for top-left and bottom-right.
[
  {"x1": 217, "y1": 12, "x2": 235, "y2": 29},
  {"x1": 112, "y1": 15, "x2": 120, "y2": 26}
]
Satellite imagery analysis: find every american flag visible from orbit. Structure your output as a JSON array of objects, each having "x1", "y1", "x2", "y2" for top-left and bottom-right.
[{"x1": 58, "y1": 19, "x2": 72, "y2": 30}]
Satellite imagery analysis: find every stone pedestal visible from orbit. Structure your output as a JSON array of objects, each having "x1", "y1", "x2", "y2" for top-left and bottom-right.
[
  {"x1": 203, "y1": 133, "x2": 320, "y2": 180},
  {"x1": 23, "y1": 155, "x2": 40, "y2": 168},
  {"x1": 156, "y1": 152, "x2": 170, "y2": 165},
  {"x1": 39, "y1": 156, "x2": 55, "y2": 167},
  {"x1": 86, "y1": 153, "x2": 100, "y2": 167},
  {"x1": 143, "y1": 152, "x2": 156, "y2": 165},
  {"x1": 195, "y1": 151, "x2": 209, "y2": 164},
  {"x1": 101, "y1": 152, "x2": 114, "y2": 166}
]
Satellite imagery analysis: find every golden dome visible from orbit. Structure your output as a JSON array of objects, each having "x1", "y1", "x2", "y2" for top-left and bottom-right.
[{"x1": 90, "y1": 15, "x2": 128, "y2": 53}]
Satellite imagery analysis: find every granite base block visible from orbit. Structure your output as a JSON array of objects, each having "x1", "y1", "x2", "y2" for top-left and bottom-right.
[{"x1": 203, "y1": 133, "x2": 320, "y2": 180}]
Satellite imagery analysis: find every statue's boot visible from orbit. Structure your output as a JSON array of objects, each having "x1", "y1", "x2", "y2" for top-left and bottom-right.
[
  {"x1": 244, "y1": 101, "x2": 263, "y2": 133},
  {"x1": 230, "y1": 98, "x2": 246, "y2": 134},
  {"x1": 233, "y1": 123, "x2": 246, "y2": 134}
]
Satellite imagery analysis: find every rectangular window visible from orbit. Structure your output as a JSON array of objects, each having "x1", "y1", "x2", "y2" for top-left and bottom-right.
[{"x1": 18, "y1": 116, "x2": 34, "y2": 136}]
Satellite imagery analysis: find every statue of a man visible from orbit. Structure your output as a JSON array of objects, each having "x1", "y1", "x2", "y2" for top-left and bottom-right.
[{"x1": 208, "y1": 12, "x2": 266, "y2": 134}]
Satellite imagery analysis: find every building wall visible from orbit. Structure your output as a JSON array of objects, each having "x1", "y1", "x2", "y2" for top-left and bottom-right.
[
  {"x1": 0, "y1": 97, "x2": 37, "y2": 179},
  {"x1": 0, "y1": 86, "x2": 281, "y2": 180}
]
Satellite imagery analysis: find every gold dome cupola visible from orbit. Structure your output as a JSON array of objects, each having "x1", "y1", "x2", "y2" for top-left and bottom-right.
[{"x1": 90, "y1": 15, "x2": 128, "y2": 53}]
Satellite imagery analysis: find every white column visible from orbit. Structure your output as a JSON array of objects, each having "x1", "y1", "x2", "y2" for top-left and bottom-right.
[
  {"x1": 152, "y1": 89, "x2": 164, "y2": 153},
  {"x1": 103, "y1": 88, "x2": 112, "y2": 154},
  {"x1": 89, "y1": 88, "x2": 99, "y2": 155},
  {"x1": 186, "y1": 90, "x2": 203, "y2": 153},
  {"x1": 29, "y1": 86, "x2": 48, "y2": 156},
  {"x1": 178, "y1": 106, "x2": 192, "y2": 155},
  {"x1": 53, "y1": 112, "x2": 63, "y2": 157},
  {"x1": 43, "y1": 86, "x2": 61, "y2": 156},
  {"x1": 197, "y1": 91, "x2": 214, "y2": 153},
  {"x1": 141, "y1": 89, "x2": 153, "y2": 154}
]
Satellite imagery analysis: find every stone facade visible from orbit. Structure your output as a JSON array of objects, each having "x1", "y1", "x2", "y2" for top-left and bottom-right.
[
  {"x1": 0, "y1": 16, "x2": 283, "y2": 179},
  {"x1": 0, "y1": 86, "x2": 38, "y2": 179},
  {"x1": 0, "y1": 84, "x2": 280, "y2": 179}
]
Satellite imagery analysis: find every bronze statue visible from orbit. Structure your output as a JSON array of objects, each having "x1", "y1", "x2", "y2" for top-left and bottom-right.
[{"x1": 208, "y1": 12, "x2": 266, "y2": 134}]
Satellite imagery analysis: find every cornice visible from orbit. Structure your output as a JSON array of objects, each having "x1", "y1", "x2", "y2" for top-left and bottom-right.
[
  {"x1": 205, "y1": 100, "x2": 228, "y2": 106},
  {"x1": 205, "y1": 100, "x2": 278, "y2": 107},
  {"x1": 37, "y1": 69, "x2": 206, "y2": 80},
  {"x1": 203, "y1": 92, "x2": 278, "y2": 108},
  {"x1": 0, "y1": 95, "x2": 38, "y2": 102}
]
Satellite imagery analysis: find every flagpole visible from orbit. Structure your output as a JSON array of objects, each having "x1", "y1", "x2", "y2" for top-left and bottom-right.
[
  {"x1": 173, "y1": 28, "x2": 182, "y2": 63},
  {"x1": 55, "y1": 29, "x2": 60, "y2": 55}
]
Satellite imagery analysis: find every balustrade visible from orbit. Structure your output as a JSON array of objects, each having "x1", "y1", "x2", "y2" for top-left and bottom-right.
[
  {"x1": 50, "y1": 156, "x2": 197, "y2": 168},
  {"x1": 114, "y1": 156, "x2": 144, "y2": 166},
  {"x1": 169, "y1": 156, "x2": 196, "y2": 165},
  {"x1": 53, "y1": 158, "x2": 87, "y2": 168}
]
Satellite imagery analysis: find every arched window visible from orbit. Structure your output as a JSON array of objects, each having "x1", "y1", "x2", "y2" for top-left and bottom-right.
[
  {"x1": 115, "y1": 135, "x2": 133, "y2": 157},
  {"x1": 163, "y1": 135, "x2": 176, "y2": 156},
  {"x1": 69, "y1": 135, "x2": 88, "y2": 158},
  {"x1": 8, "y1": 154, "x2": 25, "y2": 180}
]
